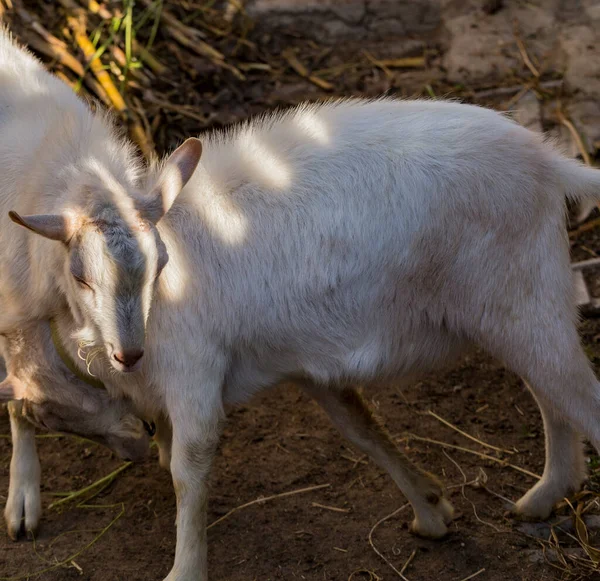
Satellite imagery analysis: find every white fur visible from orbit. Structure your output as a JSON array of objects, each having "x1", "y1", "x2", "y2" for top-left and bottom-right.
[
  {"x1": 0, "y1": 322, "x2": 152, "y2": 540},
  {"x1": 0, "y1": 29, "x2": 199, "y2": 371},
  {"x1": 25, "y1": 98, "x2": 600, "y2": 579}
]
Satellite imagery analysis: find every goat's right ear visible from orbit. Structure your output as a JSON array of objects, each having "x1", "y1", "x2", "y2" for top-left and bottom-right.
[
  {"x1": 138, "y1": 138, "x2": 203, "y2": 224},
  {"x1": 9, "y1": 211, "x2": 75, "y2": 243},
  {"x1": 0, "y1": 375, "x2": 25, "y2": 402}
]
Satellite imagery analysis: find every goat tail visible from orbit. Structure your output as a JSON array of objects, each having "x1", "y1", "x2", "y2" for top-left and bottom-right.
[{"x1": 557, "y1": 156, "x2": 600, "y2": 202}]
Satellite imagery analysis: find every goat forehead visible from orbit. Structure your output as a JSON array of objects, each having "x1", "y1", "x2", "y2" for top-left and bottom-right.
[{"x1": 79, "y1": 224, "x2": 157, "y2": 269}]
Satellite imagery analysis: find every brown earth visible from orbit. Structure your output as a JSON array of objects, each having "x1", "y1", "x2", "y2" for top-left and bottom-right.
[
  {"x1": 3, "y1": 0, "x2": 600, "y2": 580},
  {"x1": 4, "y1": 328, "x2": 600, "y2": 581}
]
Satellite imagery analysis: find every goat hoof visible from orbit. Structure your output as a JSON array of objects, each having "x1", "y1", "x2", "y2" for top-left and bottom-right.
[
  {"x1": 512, "y1": 496, "x2": 554, "y2": 521},
  {"x1": 410, "y1": 517, "x2": 448, "y2": 539},
  {"x1": 5, "y1": 487, "x2": 41, "y2": 541},
  {"x1": 410, "y1": 497, "x2": 454, "y2": 539},
  {"x1": 7, "y1": 522, "x2": 21, "y2": 542},
  {"x1": 513, "y1": 479, "x2": 583, "y2": 521}
]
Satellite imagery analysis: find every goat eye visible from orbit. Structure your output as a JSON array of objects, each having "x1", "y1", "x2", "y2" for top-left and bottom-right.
[{"x1": 73, "y1": 274, "x2": 92, "y2": 290}]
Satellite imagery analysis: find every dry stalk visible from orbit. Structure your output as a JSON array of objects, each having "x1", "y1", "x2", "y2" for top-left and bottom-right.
[
  {"x1": 367, "y1": 503, "x2": 412, "y2": 580},
  {"x1": 570, "y1": 217, "x2": 600, "y2": 239},
  {"x1": 207, "y1": 483, "x2": 330, "y2": 530},
  {"x1": 556, "y1": 106, "x2": 600, "y2": 223},
  {"x1": 311, "y1": 502, "x2": 351, "y2": 513},
  {"x1": 144, "y1": 93, "x2": 209, "y2": 124},
  {"x1": 139, "y1": 0, "x2": 244, "y2": 80},
  {"x1": 11, "y1": 1, "x2": 84, "y2": 77},
  {"x1": 556, "y1": 106, "x2": 593, "y2": 166},
  {"x1": 282, "y1": 47, "x2": 333, "y2": 91},
  {"x1": 442, "y1": 450, "x2": 502, "y2": 533},
  {"x1": 60, "y1": 4, "x2": 154, "y2": 158},
  {"x1": 80, "y1": 0, "x2": 111, "y2": 19},
  {"x1": 456, "y1": 569, "x2": 486, "y2": 581},
  {"x1": 363, "y1": 50, "x2": 393, "y2": 79},
  {"x1": 403, "y1": 433, "x2": 540, "y2": 480},
  {"x1": 48, "y1": 462, "x2": 132, "y2": 510},
  {"x1": 427, "y1": 409, "x2": 515, "y2": 454},
  {"x1": 399, "y1": 549, "x2": 417, "y2": 576},
  {"x1": 513, "y1": 20, "x2": 540, "y2": 78}
]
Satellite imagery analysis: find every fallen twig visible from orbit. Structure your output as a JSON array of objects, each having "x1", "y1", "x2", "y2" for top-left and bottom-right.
[
  {"x1": 60, "y1": 4, "x2": 155, "y2": 158},
  {"x1": 207, "y1": 483, "x2": 330, "y2": 530},
  {"x1": 456, "y1": 568, "x2": 486, "y2": 581},
  {"x1": 49, "y1": 462, "x2": 132, "y2": 510},
  {"x1": 556, "y1": 106, "x2": 593, "y2": 166},
  {"x1": 513, "y1": 20, "x2": 540, "y2": 78},
  {"x1": 139, "y1": 0, "x2": 244, "y2": 80},
  {"x1": 282, "y1": 47, "x2": 333, "y2": 91},
  {"x1": 403, "y1": 433, "x2": 540, "y2": 480},
  {"x1": 12, "y1": 2, "x2": 84, "y2": 77},
  {"x1": 311, "y1": 502, "x2": 350, "y2": 513},
  {"x1": 427, "y1": 410, "x2": 515, "y2": 454},
  {"x1": 367, "y1": 503, "x2": 412, "y2": 580}
]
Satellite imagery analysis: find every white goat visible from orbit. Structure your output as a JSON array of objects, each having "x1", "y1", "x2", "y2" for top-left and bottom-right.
[
  {"x1": 17, "y1": 97, "x2": 600, "y2": 581},
  {"x1": 0, "y1": 322, "x2": 152, "y2": 540},
  {"x1": 0, "y1": 28, "x2": 201, "y2": 373}
]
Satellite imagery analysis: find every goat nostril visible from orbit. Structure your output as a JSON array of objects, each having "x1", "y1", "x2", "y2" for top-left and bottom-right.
[{"x1": 113, "y1": 349, "x2": 144, "y2": 367}]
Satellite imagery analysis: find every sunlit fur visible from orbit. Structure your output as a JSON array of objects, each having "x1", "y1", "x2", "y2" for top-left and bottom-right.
[
  {"x1": 0, "y1": 324, "x2": 150, "y2": 458},
  {"x1": 0, "y1": 321, "x2": 151, "y2": 540},
  {"x1": 23, "y1": 98, "x2": 600, "y2": 579},
  {"x1": 0, "y1": 29, "x2": 173, "y2": 370}
]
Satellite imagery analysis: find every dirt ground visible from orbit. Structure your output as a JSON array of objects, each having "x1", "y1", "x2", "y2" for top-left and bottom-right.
[
  {"x1": 4, "y1": 332, "x2": 600, "y2": 581},
  {"x1": 3, "y1": 0, "x2": 600, "y2": 580}
]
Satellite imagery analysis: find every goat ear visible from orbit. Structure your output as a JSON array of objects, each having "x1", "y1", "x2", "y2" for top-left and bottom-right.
[
  {"x1": 140, "y1": 138, "x2": 202, "y2": 224},
  {"x1": 9, "y1": 211, "x2": 75, "y2": 242},
  {"x1": 0, "y1": 375, "x2": 25, "y2": 402}
]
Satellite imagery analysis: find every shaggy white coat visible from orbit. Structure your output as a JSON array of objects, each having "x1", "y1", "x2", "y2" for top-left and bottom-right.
[{"x1": 13, "y1": 97, "x2": 600, "y2": 580}]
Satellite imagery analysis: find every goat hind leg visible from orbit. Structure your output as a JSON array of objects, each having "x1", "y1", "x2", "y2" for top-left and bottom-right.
[
  {"x1": 302, "y1": 383, "x2": 453, "y2": 538},
  {"x1": 473, "y1": 305, "x2": 598, "y2": 521},
  {"x1": 514, "y1": 390, "x2": 586, "y2": 519}
]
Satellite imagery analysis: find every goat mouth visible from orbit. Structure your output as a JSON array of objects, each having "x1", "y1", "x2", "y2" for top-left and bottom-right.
[{"x1": 109, "y1": 358, "x2": 142, "y2": 373}]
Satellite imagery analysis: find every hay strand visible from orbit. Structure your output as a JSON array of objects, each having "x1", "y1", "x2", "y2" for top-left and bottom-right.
[
  {"x1": 48, "y1": 462, "x2": 132, "y2": 510},
  {"x1": 404, "y1": 433, "x2": 540, "y2": 480},
  {"x1": 427, "y1": 410, "x2": 515, "y2": 454},
  {"x1": 367, "y1": 503, "x2": 412, "y2": 580},
  {"x1": 207, "y1": 483, "x2": 330, "y2": 530}
]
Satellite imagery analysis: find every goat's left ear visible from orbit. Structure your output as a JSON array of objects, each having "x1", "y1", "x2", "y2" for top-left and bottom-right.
[
  {"x1": 9, "y1": 211, "x2": 75, "y2": 242},
  {"x1": 0, "y1": 375, "x2": 25, "y2": 402},
  {"x1": 139, "y1": 137, "x2": 203, "y2": 224}
]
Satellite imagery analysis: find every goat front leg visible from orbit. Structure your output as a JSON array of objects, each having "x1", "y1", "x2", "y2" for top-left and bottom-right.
[
  {"x1": 163, "y1": 375, "x2": 224, "y2": 581},
  {"x1": 5, "y1": 401, "x2": 41, "y2": 540}
]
